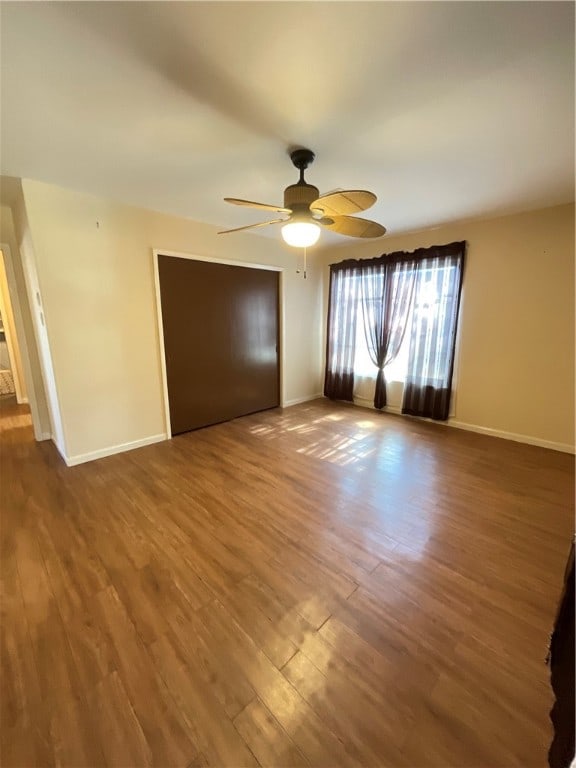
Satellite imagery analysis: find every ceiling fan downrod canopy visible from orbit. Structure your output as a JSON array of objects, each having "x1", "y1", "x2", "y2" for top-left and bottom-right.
[{"x1": 290, "y1": 147, "x2": 315, "y2": 180}]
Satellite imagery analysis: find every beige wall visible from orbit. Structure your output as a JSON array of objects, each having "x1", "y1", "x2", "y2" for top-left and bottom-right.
[
  {"x1": 318, "y1": 203, "x2": 575, "y2": 451},
  {"x1": 20, "y1": 179, "x2": 324, "y2": 463}
]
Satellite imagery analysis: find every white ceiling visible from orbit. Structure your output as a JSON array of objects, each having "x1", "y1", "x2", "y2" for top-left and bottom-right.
[{"x1": 1, "y1": 1, "x2": 574, "y2": 242}]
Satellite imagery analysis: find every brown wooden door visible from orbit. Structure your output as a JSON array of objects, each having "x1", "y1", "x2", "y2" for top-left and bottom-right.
[{"x1": 158, "y1": 256, "x2": 280, "y2": 435}]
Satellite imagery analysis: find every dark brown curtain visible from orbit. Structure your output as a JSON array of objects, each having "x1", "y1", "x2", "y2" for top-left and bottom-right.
[
  {"x1": 402, "y1": 243, "x2": 465, "y2": 420},
  {"x1": 324, "y1": 263, "x2": 360, "y2": 401},
  {"x1": 360, "y1": 260, "x2": 415, "y2": 409}
]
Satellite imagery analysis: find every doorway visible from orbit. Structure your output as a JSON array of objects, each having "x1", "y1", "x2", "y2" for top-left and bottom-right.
[
  {"x1": 154, "y1": 252, "x2": 283, "y2": 437},
  {"x1": 0, "y1": 248, "x2": 26, "y2": 402}
]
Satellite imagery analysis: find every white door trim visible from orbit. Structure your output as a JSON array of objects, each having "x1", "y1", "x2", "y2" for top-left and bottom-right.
[{"x1": 152, "y1": 249, "x2": 285, "y2": 439}]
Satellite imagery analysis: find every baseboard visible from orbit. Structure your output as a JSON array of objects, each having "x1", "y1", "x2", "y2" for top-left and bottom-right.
[
  {"x1": 16, "y1": 396, "x2": 29, "y2": 405},
  {"x1": 353, "y1": 397, "x2": 574, "y2": 454},
  {"x1": 64, "y1": 433, "x2": 168, "y2": 467},
  {"x1": 447, "y1": 420, "x2": 575, "y2": 454},
  {"x1": 353, "y1": 396, "x2": 402, "y2": 414},
  {"x1": 282, "y1": 393, "x2": 323, "y2": 408},
  {"x1": 40, "y1": 431, "x2": 52, "y2": 441}
]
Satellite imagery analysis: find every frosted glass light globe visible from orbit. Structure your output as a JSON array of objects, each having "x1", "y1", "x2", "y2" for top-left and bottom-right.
[{"x1": 281, "y1": 221, "x2": 321, "y2": 248}]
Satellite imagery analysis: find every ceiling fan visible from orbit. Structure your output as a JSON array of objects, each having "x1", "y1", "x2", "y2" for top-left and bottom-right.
[{"x1": 218, "y1": 148, "x2": 386, "y2": 248}]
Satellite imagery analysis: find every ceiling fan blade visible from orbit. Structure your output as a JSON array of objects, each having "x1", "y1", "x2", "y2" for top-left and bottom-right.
[
  {"x1": 320, "y1": 215, "x2": 386, "y2": 239},
  {"x1": 218, "y1": 218, "x2": 286, "y2": 235},
  {"x1": 224, "y1": 197, "x2": 291, "y2": 213},
  {"x1": 310, "y1": 190, "x2": 377, "y2": 217}
]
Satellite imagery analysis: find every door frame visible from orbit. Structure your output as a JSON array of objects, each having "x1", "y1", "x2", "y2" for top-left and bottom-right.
[
  {"x1": 0, "y1": 247, "x2": 26, "y2": 403},
  {"x1": 152, "y1": 249, "x2": 285, "y2": 439},
  {"x1": 0, "y1": 241, "x2": 49, "y2": 441}
]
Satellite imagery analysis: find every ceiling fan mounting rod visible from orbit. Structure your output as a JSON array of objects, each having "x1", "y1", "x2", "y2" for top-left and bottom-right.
[{"x1": 290, "y1": 148, "x2": 315, "y2": 184}]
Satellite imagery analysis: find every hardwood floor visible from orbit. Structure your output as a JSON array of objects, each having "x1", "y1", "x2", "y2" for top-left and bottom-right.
[{"x1": 1, "y1": 397, "x2": 573, "y2": 767}]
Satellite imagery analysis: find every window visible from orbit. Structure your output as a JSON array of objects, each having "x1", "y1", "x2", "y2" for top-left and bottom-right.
[{"x1": 324, "y1": 242, "x2": 465, "y2": 420}]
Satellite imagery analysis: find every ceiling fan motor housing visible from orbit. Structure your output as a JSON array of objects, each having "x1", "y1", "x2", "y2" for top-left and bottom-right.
[{"x1": 284, "y1": 183, "x2": 319, "y2": 212}]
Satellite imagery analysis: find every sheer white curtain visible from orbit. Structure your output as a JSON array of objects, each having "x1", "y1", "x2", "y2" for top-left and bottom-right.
[
  {"x1": 324, "y1": 263, "x2": 361, "y2": 402},
  {"x1": 402, "y1": 250, "x2": 465, "y2": 420},
  {"x1": 359, "y1": 261, "x2": 415, "y2": 409}
]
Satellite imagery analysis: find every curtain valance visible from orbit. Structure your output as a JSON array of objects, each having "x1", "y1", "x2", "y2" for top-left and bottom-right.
[{"x1": 329, "y1": 241, "x2": 466, "y2": 272}]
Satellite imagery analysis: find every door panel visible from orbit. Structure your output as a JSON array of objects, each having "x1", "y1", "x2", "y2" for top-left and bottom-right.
[{"x1": 158, "y1": 256, "x2": 280, "y2": 434}]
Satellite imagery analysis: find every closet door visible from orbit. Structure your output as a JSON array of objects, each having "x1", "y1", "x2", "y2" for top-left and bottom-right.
[{"x1": 158, "y1": 256, "x2": 280, "y2": 435}]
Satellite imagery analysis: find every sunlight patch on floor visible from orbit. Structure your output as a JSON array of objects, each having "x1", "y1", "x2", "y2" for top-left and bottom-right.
[
  {"x1": 296, "y1": 434, "x2": 377, "y2": 466},
  {"x1": 249, "y1": 419, "x2": 321, "y2": 438},
  {"x1": 248, "y1": 412, "x2": 383, "y2": 466}
]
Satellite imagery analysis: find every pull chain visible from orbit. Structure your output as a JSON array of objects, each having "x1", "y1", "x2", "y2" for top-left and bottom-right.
[{"x1": 296, "y1": 248, "x2": 308, "y2": 279}]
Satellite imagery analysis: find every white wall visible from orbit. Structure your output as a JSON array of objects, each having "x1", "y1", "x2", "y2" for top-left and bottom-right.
[
  {"x1": 19, "y1": 179, "x2": 324, "y2": 464},
  {"x1": 318, "y1": 203, "x2": 575, "y2": 452}
]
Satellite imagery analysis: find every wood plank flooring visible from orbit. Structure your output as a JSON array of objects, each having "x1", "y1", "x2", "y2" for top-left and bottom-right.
[{"x1": 1, "y1": 397, "x2": 574, "y2": 767}]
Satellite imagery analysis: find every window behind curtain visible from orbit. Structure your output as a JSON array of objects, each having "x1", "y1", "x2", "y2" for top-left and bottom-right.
[
  {"x1": 402, "y1": 253, "x2": 464, "y2": 419},
  {"x1": 325, "y1": 242, "x2": 465, "y2": 419},
  {"x1": 324, "y1": 263, "x2": 360, "y2": 402},
  {"x1": 354, "y1": 268, "x2": 413, "y2": 384}
]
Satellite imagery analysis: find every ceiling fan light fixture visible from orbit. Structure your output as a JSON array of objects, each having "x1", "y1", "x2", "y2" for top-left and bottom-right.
[
  {"x1": 220, "y1": 147, "x2": 386, "y2": 242},
  {"x1": 281, "y1": 221, "x2": 320, "y2": 248}
]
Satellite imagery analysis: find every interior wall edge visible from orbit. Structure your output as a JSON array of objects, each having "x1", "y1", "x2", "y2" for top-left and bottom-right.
[{"x1": 12, "y1": 185, "x2": 68, "y2": 453}]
